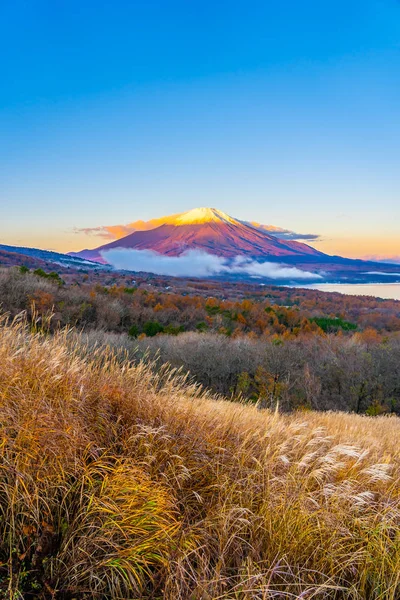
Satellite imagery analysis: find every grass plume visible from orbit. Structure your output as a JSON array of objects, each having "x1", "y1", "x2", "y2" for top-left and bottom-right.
[{"x1": 0, "y1": 314, "x2": 399, "y2": 598}]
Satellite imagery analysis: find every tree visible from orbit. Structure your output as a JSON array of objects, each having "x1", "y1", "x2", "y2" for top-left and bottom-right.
[
  {"x1": 128, "y1": 324, "x2": 139, "y2": 338},
  {"x1": 143, "y1": 321, "x2": 164, "y2": 337}
]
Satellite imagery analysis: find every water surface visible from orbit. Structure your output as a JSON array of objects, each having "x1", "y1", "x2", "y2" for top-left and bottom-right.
[{"x1": 297, "y1": 283, "x2": 400, "y2": 301}]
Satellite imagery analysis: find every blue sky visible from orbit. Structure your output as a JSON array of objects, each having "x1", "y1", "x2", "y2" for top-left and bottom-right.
[{"x1": 1, "y1": 0, "x2": 399, "y2": 257}]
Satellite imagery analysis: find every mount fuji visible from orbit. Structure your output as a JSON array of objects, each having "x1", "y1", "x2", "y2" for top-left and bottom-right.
[
  {"x1": 71, "y1": 207, "x2": 324, "y2": 264},
  {"x1": 70, "y1": 208, "x2": 400, "y2": 282}
]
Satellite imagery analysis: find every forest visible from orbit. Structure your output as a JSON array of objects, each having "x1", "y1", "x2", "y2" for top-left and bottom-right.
[{"x1": 1, "y1": 265, "x2": 400, "y2": 414}]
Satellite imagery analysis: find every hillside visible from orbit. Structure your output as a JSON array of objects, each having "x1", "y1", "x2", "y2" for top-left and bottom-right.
[
  {"x1": 0, "y1": 248, "x2": 53, "y2": 270},
  {"x1": 0, "y1": 316, "x2": 399, "y2": 599},
  {"x1": 0, "y1": 243, "x2": 110, "y2": 272}
]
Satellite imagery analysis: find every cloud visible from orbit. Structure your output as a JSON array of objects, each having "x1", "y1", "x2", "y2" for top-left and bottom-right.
[
  {"x1": 228, "y1": 256, "x2": 322, "y2": 279},
  {"x1": 271, "y1": 231, "x2": 321, "y2": 241},
  {"x1": 101, "y1": 248, "x2": 322, "y2": 280},
  {"x1": 73, "y1": 225, "x2": 136, "y2": 240},
  {"x1": 363, "y1": 271, "x2": 400, "y2": 276},
  {"x1": 74, "y1": 215, "x2": 184, "y2": 240},
  {"x1": 246, "y1": 222, "x2": 321, "y2": 242}
]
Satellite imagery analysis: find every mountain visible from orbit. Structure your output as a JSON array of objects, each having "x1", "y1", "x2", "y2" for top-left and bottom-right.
[
  {"x1": 68, "y1": 208, "x2": 400, "y2": 283},
  {"x1": 2, "y1": 212, "x2": 399, "y2": 284},
  {"x1": 71, "y1": 208, "x2": 325, "y2": 264},
  {"x1": 84, "y1": 211, "x2": 318, "y2": 241}
]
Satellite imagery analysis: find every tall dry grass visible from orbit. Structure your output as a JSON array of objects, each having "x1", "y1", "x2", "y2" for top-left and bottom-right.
[{"x1": 0, "y1": 314, "x2": 399, "y2": 599}]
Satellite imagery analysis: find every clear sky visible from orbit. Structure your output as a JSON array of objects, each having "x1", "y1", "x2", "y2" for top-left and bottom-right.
[{"x1": 1, "y1": 0, "x2": 399, "y2": 258}]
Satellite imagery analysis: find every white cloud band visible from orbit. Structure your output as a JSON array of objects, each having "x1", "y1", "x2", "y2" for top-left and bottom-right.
[{"x1": 101, "y1": 248, "x2": 322, "y2": 280}]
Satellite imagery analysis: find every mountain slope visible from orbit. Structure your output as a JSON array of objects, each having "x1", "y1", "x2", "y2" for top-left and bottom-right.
[{"x1": 72, "y1": 208, "x2": 324, "y2": 263}]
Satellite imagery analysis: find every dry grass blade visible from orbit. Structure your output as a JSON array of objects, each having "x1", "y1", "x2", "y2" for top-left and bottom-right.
[{"x1": 0, "y1": 315, "x2": 399, "y2": 599}]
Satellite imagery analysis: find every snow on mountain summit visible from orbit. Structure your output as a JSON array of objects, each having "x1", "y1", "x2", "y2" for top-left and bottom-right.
[
  {"x1": 175, "y1": 207, "x2": 238, "y2": 226},
  {"x1": 72, "y1": 206, "x2": 325, "y2": 263}
]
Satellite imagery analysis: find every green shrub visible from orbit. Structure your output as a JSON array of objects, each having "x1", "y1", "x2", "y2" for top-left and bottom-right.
[
  {"x1": 310, "y1": 317, "x2": 357, "y2": 332},
  {"x1": 205, "y1": 305, "x2": 220, "y2": 315},
  {"x1": 164, "y1": 324, "x2": 185, "y2": 335},
  {"x1": 33, "y1": 268, "x2": 64, "y2": 286},
  {"x1": 128, "y1": 324, "x2": 140, "y2": 337},
  {"x1": 143, "y1": 321, "x2": 164, "y2": 337}
]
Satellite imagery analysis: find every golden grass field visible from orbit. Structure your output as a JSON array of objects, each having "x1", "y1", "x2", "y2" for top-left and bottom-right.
[{"x1": 0, "y1": 315, "x2": 399, "y2": 599}]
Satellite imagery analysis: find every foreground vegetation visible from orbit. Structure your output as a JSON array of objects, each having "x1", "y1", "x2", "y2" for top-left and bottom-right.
[
  {"x1": 85, "y1": 330, "x2": 400, "y2": 414},
  {"x1": 2, "y1": 266, "x2": 400, "y2": 338},
  {"x1": 1, "y1": 267, "x2": 400, "y2": 414},
  {"x1": 1, "y1": 315, "x2": 400, "y2": 599}
]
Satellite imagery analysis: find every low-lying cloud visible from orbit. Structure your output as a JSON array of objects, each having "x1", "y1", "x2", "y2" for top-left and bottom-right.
[
  {"x1": 363, "y1": 271, "x2": 400, "y2": 277},
  {"x1": 271, "y1": 231, "x2": 321, "y2": 242},
  {"x1": 101, "y1": 248, "x2": 322, "y2": 280}
]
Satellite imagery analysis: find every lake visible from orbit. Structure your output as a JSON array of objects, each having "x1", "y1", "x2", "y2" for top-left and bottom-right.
[{"x1": 297, "y1": 283, "x2": 400, "y2": 301}]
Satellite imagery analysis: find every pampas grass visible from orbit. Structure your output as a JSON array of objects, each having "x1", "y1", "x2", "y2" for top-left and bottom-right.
[{"x1": 0, "y1": 314, "x2": 399, "y2": 599}]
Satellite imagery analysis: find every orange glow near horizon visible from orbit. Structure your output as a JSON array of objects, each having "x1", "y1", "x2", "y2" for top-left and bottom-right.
[
  {"x1": 2, "y1": 228, "x2": 399, "y2": 264},
  {"x1": 310, "y1": 236, "x2": 400, "y2": 262}
]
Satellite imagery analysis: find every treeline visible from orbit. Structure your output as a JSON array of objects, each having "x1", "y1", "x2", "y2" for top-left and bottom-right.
[
  {"x1": 80, "y1": 329, "x2": 400, "y2": 415},
  {"x1": 2, "y1": 266, "x2": 400, "y2": 339}
]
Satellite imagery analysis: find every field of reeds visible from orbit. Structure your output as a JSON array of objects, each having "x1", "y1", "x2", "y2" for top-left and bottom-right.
[{"x1": 0, "y1": 314, "x2": 400, "y2": 599}]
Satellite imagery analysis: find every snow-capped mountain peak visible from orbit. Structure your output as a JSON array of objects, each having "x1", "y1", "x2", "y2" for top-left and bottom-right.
[
  {"x1": 174, "y1": 207, "x2": 238, "y2": 226},
  {"x1": 71, "y1": 206, "x2": 324, "y2": 263}
]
